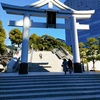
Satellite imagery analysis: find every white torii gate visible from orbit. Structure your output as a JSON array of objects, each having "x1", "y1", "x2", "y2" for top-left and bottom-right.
[{"x1": 1, "y1": 0, "x2": 95, "y2": 74}]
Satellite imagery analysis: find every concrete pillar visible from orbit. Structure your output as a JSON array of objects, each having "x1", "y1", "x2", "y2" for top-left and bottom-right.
[
  {"x1": 70, "y1": 16, "x2": 82, "y2": 73},
  {"x1": 19, "y1": 13, "x2": 31, "y2": 74}
]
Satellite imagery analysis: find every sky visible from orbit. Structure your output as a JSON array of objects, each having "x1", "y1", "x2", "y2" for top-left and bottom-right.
[{"x1": 0, "y1": 0, "x2": 66, "y2": 46}]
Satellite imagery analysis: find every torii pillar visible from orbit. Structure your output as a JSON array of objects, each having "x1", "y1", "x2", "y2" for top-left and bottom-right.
[
  {"x1": 70, "y1": 16, "x2": 81, "y2": 73},
  {"x1": 19, "y1": 13, "x2": 31, "y2": 74}
]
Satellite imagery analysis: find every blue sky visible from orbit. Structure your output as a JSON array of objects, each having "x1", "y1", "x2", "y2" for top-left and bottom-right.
[{"x1": 0, "y1": 0, "x2": 66, "y2": 45}]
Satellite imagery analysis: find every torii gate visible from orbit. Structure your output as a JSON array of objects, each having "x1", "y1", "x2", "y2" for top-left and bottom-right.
[{"x1": 1, "y1": 0, "x2": 95, "y2": 74}]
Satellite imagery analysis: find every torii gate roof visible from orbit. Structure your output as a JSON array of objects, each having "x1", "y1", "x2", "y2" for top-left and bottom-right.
[
  {"x1": 1, "y1": 0, "x2": 95, "y2": 19},
  {"x1": 26, "y1": 0, "x2": 75, "y2": 11}
]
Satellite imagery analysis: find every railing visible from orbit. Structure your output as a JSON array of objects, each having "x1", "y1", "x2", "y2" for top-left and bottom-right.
[
  {"x1": 52, "y1": 47, "x2": 73, "y2": 60},
  {"x1": 60, "y1": 46, "x2": 73, "y2": 60}
]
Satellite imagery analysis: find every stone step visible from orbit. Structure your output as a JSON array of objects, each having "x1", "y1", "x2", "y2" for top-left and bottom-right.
[
  {"x1": 11, "y1": 95, "x2": 100, "y2": 100},
  {"x1": 1, "y1": 85, "x2": 100, "y2": 94},
  {"x1": 0, "y1": 79, "x2": 100, "y2": 85},
  {"x1": 1, "y1": 95, "x2": 99, "y2": 100},
  {"x1": 0, "y1": 75, "x2": 100, "y2": 80},
  {"x1": 0, "y1": 74, "x2": 100, "y2": 79},
  {"x1": 1, "y1": 83, "x2": 100, "y2": 91},
  {"x1": 0, "y1": 90, "x2": 100, "y2": 99},
  {"x1": 0, "y1": 77, "x2": 100, "y2": 85},
  {"x1": 0, "y1": 75, "x2": 100, "y2": 84}
]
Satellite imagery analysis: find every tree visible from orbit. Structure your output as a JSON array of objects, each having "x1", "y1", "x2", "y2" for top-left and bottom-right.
[
  {"x1": 0, "y1": 20, "x2": 6, "y2": 55},
  {"x1": 96, "y1": 36, "x2": 100, "y2": 61},
  {"x1": 86, "y1": 38, "x2": 98, "y2": 70},
  {"x1": 9, "y1": 28, "x2": 22, "y2": 47},
  {"x1": 29, "y1": 34, "x2": 41, "y2": 50},
  {"x1": 29, "y1": 34, "x2": 71, "y2": 52},
  {"x1": 98, "y1": 36, "x2": 100, "y2": 54},
  {"x1": 79, "y1": 42, "x2": 87, "y2": 63}
]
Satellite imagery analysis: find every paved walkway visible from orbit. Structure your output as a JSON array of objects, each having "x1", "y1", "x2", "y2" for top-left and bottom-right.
[{"x1": 0, "y1": 71, "x2": 100, "y2": 76}]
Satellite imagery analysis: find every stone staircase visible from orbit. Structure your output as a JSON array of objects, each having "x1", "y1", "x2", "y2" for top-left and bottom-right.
[
  {"x1": 0, "y1": 73, "x2": 100, "y2": 100},
  {"x1": 28, "y1": 51, "x2": 63, "y2": 72}
]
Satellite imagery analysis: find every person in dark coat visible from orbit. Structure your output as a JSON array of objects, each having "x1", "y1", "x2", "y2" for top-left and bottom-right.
[
  {"x1": 68, "y1": 59, "x2": 73, "y2": 74},
  {"x1": 62, "y1": 59, "x2": 68, "y2": 74}
]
